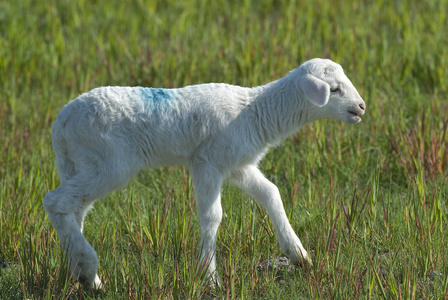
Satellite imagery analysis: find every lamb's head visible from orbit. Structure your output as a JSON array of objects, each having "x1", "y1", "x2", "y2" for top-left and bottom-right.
[{"x1": 296, "y1": 58, "x2": 366, "y2": 124}]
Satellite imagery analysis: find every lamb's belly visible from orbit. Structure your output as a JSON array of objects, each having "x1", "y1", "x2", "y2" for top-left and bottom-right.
[
  {"x1": 138, "y1": 133, "x2": 195, "y2": 168},
  {"x1": 146, "y1": 150, "x2": 189, "y2": 168}
]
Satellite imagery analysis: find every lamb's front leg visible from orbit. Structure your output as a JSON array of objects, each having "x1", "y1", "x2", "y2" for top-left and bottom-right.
[
  {"x1": 231, "y1": 165, "x2": 312, "y2": 266},
  {"x1": 190, "y1": 164, "x2": 223, "y2": 285}
]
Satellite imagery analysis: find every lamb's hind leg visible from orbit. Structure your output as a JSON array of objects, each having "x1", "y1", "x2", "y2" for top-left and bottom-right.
[
  {"x1": 43, "y1": 168, "x2": 130, "y2": 289},
  {"x1": 230, "y1": 165, "x2": 312, "y2": 266},
  {"x1": 44, "y1": 184, "x2": 103, "y2": 288}
]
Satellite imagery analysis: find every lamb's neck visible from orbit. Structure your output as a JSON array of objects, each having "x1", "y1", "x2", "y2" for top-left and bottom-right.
[{"x1": 247, "y1": 75, "x2": 320, "y2": 146}]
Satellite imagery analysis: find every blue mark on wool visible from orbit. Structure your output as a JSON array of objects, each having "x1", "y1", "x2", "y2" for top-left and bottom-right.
[
  {"x1": 139, "y1": 88, "x2": 174, "y2": 102},
  {"x1": 137, "y1": 87, "x2": 176, "y2": 113}
]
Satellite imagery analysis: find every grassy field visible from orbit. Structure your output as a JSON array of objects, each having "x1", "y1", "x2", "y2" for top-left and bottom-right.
[{"x1": 1, "y1": 0, "x2": 448, "y2": 298}]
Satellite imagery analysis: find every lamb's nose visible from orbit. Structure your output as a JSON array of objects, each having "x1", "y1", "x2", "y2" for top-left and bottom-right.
[{"x1": 359, "y1": 103, "x2": 365, "y2": 111}]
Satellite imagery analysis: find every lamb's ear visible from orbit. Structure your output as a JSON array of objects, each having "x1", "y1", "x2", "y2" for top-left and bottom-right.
[{"x1": 300, "y1": 74, "x2": 330, "y2": 107}]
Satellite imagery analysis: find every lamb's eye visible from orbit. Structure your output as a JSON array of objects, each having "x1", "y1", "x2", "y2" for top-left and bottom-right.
[{"x1": 330, "y1": 87, "x2": 340, "y2": 93}]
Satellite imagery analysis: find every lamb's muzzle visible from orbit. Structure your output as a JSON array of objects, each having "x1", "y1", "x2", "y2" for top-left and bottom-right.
[{"x1": 348, "y1": 101, "x2": 366, "y2": 122}]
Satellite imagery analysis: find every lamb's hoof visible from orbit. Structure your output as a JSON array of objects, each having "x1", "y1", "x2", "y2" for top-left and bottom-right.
[
  {"x1": 92, "y1": 275, "x2": 104, "y2": 290},
  {"x1": 203, "y1": 272, "x2": 221, "y2": 288},
  {"x1": 79, "y1": 274, "x2": 103, "y2": 290},
  {"x1": 292, "y1": 254, "x2": 312, "y2": 268},
  {"x1": 286, "y1": 248, "x2": 313, "y2": 268},
  {"x1": 303, "y1": 255, "x2": 313, "y2": 267}
]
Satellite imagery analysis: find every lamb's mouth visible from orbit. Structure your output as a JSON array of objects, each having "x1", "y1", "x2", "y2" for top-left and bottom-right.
[{"x1": 348, "y1": 110, "x2": 362, "y2": 122}]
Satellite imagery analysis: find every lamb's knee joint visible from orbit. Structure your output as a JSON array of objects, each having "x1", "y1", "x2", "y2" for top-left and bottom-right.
[{"x1": 43, "y1": 191, "x2": 58, "y2": 213}]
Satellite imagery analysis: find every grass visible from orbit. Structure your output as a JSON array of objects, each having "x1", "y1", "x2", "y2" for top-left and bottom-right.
[{"x1": 1, "y1": 0, "x2": 447, "y2": 298}]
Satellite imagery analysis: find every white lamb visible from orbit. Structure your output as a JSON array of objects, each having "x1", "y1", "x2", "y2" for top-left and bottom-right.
[{"x1": 43, "y1": 58, "x2": 365, "y2": 288}]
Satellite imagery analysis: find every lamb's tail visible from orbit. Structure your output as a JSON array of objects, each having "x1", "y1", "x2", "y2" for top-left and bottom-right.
[{"x1": 51, "y1": 109, "x2": 76, "y2": 185}]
